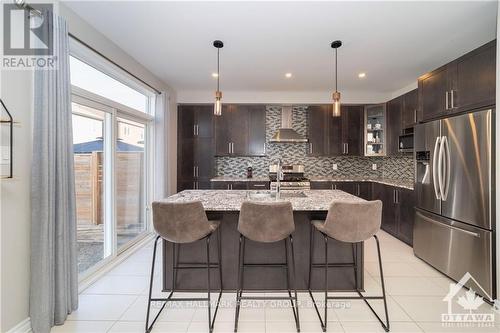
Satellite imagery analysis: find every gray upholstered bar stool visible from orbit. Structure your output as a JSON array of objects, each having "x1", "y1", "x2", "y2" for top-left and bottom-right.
[
  {"x1": 146, "y1": 201, "x2": 223, "y2": 333},
  {"x1": 308, "y1": 200, "x2": 389, "y2": 332},
  {"x1": 234, "y1": 201, "x2": 300, "y2": 332}
]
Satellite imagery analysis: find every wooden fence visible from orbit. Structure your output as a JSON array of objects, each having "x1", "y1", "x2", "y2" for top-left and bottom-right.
[{"x1": 74, "y1": 152, "x2": 144, "y2": 226}]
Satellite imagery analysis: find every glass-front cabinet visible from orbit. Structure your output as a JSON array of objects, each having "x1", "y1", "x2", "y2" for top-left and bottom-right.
[{"x1": 364, "y1": 104, "x2": 386, "y2": 156}]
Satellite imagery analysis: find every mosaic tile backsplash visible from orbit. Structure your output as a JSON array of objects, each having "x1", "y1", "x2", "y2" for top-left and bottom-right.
[{"x1": 215, "y1": 105, "x2": 414, "y2": 181}]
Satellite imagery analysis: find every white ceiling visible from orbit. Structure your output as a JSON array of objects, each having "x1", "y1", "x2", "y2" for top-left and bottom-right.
[{"x1": 63, "y1": 1, "x2": 497, "y2": 102}]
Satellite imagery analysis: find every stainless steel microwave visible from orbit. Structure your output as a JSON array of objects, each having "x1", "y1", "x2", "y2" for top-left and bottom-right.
[{"x1": 398, "y1": 133, "x2": 414, "y2": 152}]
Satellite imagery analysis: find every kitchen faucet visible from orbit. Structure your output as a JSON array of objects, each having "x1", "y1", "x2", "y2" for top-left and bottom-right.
[{"x1": 276, "y1": 159, "x2": 283, "y2": 198}]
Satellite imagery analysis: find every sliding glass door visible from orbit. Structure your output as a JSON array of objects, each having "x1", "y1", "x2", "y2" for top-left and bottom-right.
[
  {"x1": 72, "y1": 101, "x2": 113, "y2": 274},
  {"x1": 72, "y1": 94, "x2": 152, "y2": 279},
  {"x1": 116, "y1": 117, "x2": 147, "y2": 250}
]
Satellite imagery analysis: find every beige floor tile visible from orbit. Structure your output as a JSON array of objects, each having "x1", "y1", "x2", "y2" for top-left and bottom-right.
[
  {"x1": 50, "y1": 320, "x2": 115, "y2": 333},
  {"x1": 83, "y1": 275, "x2": 149, "y2": 295},
  {"x1": 67, "y1": 294, "x2": 137, "y2": 321}
]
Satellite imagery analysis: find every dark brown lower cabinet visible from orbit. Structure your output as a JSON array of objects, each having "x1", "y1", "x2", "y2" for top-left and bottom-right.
[
  {"x1": 211, "y1": 181, "x2": 270, "y2": 190},
  {"x1": 311, "y1": 180, "x2": 415, "y2": 245},
  {"x1": 310, "y1": 181, "x2": 371, "y2": 199},
  {"x1": 372, "y1": 183, "x2": 415, "y2": 246},
  {"x1": 373, "y1": 183, "x2": 398, "y2": 236},
  {"x1": 397, "y1": 188, "x2": 416, "y2": 245}
]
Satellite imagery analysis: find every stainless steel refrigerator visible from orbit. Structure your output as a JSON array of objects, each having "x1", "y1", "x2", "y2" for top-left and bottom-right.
[{"x1": 414, "y1": 109, "x2": 495, "y2": 300}]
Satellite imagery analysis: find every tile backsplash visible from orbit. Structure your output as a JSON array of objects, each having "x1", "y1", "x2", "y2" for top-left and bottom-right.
[{"x1": 215, "y1": 105, "x2": 414, "y2": 181}]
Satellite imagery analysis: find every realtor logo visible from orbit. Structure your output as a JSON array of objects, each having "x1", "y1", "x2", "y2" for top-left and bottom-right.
[
  {"x1": 3, "y1": 3, "x2": 53, "y2": 56},
  {"x1": 441, "y1": 272, "x2": 494, "y2": 327}
]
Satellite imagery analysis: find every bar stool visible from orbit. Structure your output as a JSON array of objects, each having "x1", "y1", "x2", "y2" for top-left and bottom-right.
[
  {"x1": 146, "y1": 201, "x2": 223, "y2": 333},
  {"x1": 308, "y1": 200, "x2": 389, "y2": 332},
  {"x1": 234, "y1": 201, "x2": 300, "y2": 332}
]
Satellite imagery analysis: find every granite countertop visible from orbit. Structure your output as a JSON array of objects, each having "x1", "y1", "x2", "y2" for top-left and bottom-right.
[
  {"x1": 210, "y1": 176, "x2": 270, "y2": 182},
  {"x1": 308, "y1": 177, "x2": 414, "y2": 190},
  {"x1": 210, "y1": 176, "x2": 413, "y2": 190},
  {"x1": 162, "y1": 189, "x2": 364, "y2": 211}
]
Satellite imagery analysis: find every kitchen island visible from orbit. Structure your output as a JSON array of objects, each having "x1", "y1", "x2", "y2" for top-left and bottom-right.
[{"x1": 160, "y1": 189, "x2": 366, "y2": 291}]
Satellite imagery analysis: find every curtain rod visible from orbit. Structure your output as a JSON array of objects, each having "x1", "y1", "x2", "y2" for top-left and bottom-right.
[{"x1": 69, "y1": 33, "x2": 162, "y2": 95}]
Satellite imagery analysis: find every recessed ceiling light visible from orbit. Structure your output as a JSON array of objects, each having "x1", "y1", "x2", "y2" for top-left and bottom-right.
[
  {"x1": 285, "y1": 73, "x2": 293, "y2": 78},
  {"x1": 212, "y1": 73, "x2": 219, "y2": 78},
  {"x1": 358, "y1": 72, "x2": 366, "y2": 78}
]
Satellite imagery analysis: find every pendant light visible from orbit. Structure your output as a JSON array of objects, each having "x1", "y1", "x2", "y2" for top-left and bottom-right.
[
  {"x1": 213, "y1": 40, "x2": 224, "y2": 116},
  {"x1": 331, "y1": 40, "x2": 342, "y2": 117}
]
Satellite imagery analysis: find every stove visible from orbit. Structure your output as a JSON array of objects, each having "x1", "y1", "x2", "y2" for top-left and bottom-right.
[{"x1": 269, "y1": 164, "x2": 310, "y2": 190}]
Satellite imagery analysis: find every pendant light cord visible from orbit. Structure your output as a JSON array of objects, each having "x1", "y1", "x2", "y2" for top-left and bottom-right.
[
  {"x1": 217, "y1": 48, "x2": 220, "y2": 92},
  {"x1": 335, "y1": 48, "x2": 338, "y2": 92}
]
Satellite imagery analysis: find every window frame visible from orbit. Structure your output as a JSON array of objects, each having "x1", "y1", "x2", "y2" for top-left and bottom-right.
[{"x1": 70, "y1": 41, "x2": 156, "y2": 282}]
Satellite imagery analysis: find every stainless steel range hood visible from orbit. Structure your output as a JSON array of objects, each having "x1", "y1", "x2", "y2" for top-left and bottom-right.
[{"x1": 270, "y1": 106, "x2": 308, "y2": 143}]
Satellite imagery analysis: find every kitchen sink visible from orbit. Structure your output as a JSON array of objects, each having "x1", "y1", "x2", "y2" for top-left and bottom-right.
[{"x1": 246, "y1": 191, "x2": 307, "y2": 200}]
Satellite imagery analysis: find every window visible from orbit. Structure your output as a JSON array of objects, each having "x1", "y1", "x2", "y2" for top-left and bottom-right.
[
  {"x1": 70, "y1": 56, "x2": 149, "y2": 113},
  {"x1": 70, "y1": 40, "x2": 155, "y2": 279}
]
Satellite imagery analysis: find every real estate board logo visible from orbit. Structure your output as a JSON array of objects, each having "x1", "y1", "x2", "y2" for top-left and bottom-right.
[
  {"x1": 2, "y1": 3, "x2": 56, "y2": 69},
  {"x1": 441, "y1": 272, "x2": 495, "y2": 328}
]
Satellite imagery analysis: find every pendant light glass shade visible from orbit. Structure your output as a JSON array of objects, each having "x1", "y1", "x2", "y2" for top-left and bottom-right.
[
  {"x1": 332, "y1": 91, "x2": 341, "y2": 117},
  {"x1": 331, "y1": 40, "x2": 342, "y2": 117},
  {"x1": 213, "y1": 40, "x2": 224, "y2": 116},
  {"x1": 214, "y1": 91, "x2": 222, "y2": 116}
]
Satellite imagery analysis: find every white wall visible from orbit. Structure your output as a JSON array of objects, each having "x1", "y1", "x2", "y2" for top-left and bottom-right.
[
  {"x1": 496, "y1": 0, "x2": 499, "y2": 302},
  {"x1": 0, "y1": 68, "x2": 34, "y2": 333},
  {"x1": 177, "y1": 89, "x2": 391, "y2": 105},
  {"x1": 0, "y1": 3, "x2": 177, "y2": 332}
]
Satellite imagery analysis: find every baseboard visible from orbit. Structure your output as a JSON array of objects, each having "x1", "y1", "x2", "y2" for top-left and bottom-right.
[{"x1": 5, "y1": 318, "x2": 32, "y2": 333}]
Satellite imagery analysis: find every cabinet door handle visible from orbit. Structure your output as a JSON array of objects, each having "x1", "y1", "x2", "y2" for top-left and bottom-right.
[
  {"x1": 357, "y1": 184, "x2": 360, "y2": 196},
  {"x1": 309, "y1": 143, "x2": 313, "y2": 154},
  {"x1": 194, "y1": 125, "x2": 196, "y2": 136},
  {"x1": 253, "y1": 184, "x2": 266, "y2": 188},
  {"x1": 346, "y1": 143, "x2": 349, "y2": 155},
  {"x1": 227, "y1": 184, "x2": 230, "y2": 190},
  {"x1": 228, "y1": 142, "x2": 231, "y2": 154},
  {"x1": 193, "y1": 166, "x2": 196, "y2": 177},
  {"x1": 414, "y1": 109, "x2": 417, "y2": 124},
  {"x1": 231, "y1": 184, "x2": 233, "y2": 190},
  {"x1": 445, "y1": 91, "x2": 449, "y2": 110},
  {"x1": 196, "y1": 166, "x2": 199, "y2": 177},
  {"x1": 231, "y1": 143, "x2": 234, "y2": 154},
  {"x1": 450, "y1": 90, "x2": 455, "y2": 109}
]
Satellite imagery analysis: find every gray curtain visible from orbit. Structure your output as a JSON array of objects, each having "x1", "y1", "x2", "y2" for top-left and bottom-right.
[{"x1": 30, "y1": 11, "x2": 78, "y2": 333}]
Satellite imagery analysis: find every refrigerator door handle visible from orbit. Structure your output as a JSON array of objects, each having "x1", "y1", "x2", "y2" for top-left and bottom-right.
[
  {"x1": 432, "y1": 136, "x2": 442, "y2": 199},
  {"x1": 416, "y1": 211, "x2": 480, "y2": 238},
  {"x1": 437, "y1": 135, "x2": 446, "y2": 200},
  {"x1": 442, "y1": 136, "x2": 451, "y2": 201}
]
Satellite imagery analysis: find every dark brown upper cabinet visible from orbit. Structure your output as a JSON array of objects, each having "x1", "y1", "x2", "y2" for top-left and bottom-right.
[
  {"x1": 215, "y1": 104, "x2": 266, "y2": 156},
  {"x1": 386, "y1": 96, "x2": 402, "y2": 156},
  {"x1": 308, "y1": 105, "x2": 363, "y2": 156},
  {"x1": 419, "y1": 40, "x2": 495, "y2": 122},
  {"x1": 453, "y1": 41, "x2": 496, "y2": 112},
  {"x1": 342, "y1": 105, "x2": 363, "y2": 156},
  {"x1": 307, "y1": 105, "x2": 329, "y2": 156},
  {"x1": 401, "y1": 89, "x2": 418, "y2": 129},
  {"x1": 177, "y1": 105, "x2": 215, "y2": 191}
]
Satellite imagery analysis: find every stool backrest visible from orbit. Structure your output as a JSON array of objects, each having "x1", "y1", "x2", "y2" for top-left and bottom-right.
[
  {"x1": 152, "y1": 201, "x2": 211, "y2": 243},
  {"x1": 323, "y1": 200, "x2": 382, "y2": 243},
  {"x1": 238, "y1": 201, "x2": 294, "y2": 243}
]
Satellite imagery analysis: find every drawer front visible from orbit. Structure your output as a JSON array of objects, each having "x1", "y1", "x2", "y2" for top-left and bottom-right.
[
  {"x1": 414, "y1": 209, "x2": 493, "y2": 300},
  {"x1": 247, "y1": 181, "x2": 270, "y2": 190}
]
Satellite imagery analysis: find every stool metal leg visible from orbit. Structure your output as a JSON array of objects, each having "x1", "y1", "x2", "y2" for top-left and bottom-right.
[
  {"x1": 289, "y1": 235, "x2": 301, "y2": 332},
  {"x1": 146, "y1": 233, "x2": 223, "y2": 333},
  {"x1": 323, "y1": 234, "x2": 328, "y2": 332},
  {"x1": 206, "y1": 236, "x2": 212, "y2": 333},
  {"x1": 234, "y1": 235, "x2": 245, "y2": 332},
  {"x1": 145, "y1": 236, "x2": 168, "y2": 333}
]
